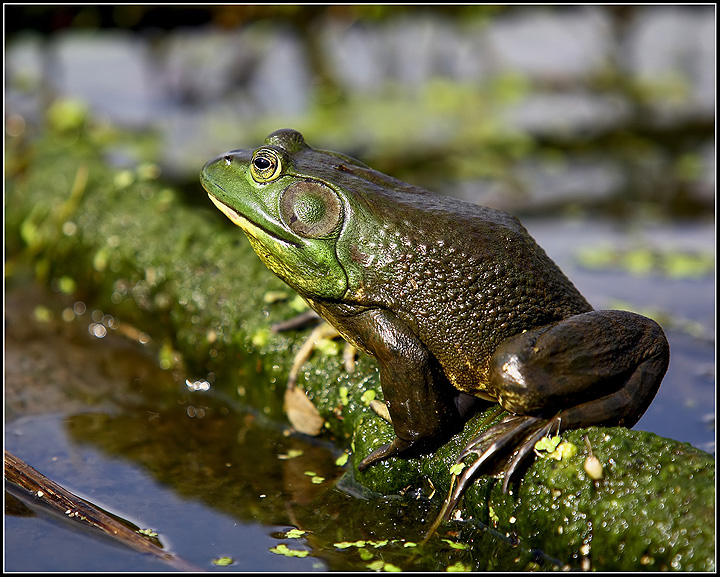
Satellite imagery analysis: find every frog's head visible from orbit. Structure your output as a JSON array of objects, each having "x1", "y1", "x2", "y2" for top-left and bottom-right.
[{"x1": 200, "y1": 129, "x2": 373, "y2": 300}]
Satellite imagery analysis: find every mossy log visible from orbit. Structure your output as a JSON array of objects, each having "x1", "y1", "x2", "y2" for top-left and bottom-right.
[{"x1": 5, "y1": 130, "x2": 714, "y2": 571}]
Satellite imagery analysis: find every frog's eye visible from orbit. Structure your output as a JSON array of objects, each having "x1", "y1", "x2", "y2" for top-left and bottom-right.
[
  {"x1": 250, "y1": 148, "x2": 283, "y2": 182},
  {"x1": 280, "y1": 181, "x2": 343, "y2": 239}
]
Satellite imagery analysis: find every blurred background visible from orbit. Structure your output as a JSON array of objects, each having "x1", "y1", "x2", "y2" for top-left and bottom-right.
[
  {"x1": 6, "y1": 4, "x2": 714, "y2": 217},
  {"x1": 4, "y1": 5, "x2": 715, "y2": 572}
]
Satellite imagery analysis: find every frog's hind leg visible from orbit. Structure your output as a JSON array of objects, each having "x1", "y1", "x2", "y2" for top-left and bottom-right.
[
  {"x1": 443, "y1": 310, "x2": 669, "y2": 518},
  {"x1": 496, "y1": 346, "x2": 665, "y2": 495}
]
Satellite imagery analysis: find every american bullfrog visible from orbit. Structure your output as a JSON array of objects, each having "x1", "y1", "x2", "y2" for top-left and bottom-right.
[{"x1": 200, "y1": 129, "x2": 669, "y2": 512}]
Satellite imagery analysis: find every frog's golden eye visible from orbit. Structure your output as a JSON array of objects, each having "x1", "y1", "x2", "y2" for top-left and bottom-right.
[
  {"x1": 250, "y1": 148, "x2": 282, "y2": 182},
  {"x1": 280, "y1": 181, "x2": 343, "y2": 239}
]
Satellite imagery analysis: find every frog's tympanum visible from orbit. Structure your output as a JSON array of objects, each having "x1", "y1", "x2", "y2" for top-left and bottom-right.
[{"x1": 200, "y1": 129, "x2": 669, "y2": 514}]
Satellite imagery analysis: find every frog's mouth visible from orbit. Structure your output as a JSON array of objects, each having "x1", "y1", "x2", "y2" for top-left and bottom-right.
[
  {"x1": 204, "y1": 187, "x2": 348, "y2": 300},
  {"x1": 207, "y1": 193, "x2": 300, "y2": 248},
  {"x1": 208, "y1": 193, "x2": 247, "y2": 229}
]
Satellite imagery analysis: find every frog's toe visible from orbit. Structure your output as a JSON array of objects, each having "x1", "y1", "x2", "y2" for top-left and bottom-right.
[
  {"x1": 357, "y1": 435, "x2": 413, "y2": 471},
  {"x1": 457, "y1": 414, "x2": 533, "y2": 461},
  {"x1": 444, "y1": 415, "x2": 559, "y2": 518},
  {"x1": 500, "y1": 417, "x2": 559, "y2": 493}
]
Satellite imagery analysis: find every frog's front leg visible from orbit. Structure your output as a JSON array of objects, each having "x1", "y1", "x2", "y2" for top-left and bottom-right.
[
  {"x1": 349, "y1": 309, "x2": 470, "y2": 472},
  {"x1": 449, "y1": 310, "x2": 669, "y2": 507}
]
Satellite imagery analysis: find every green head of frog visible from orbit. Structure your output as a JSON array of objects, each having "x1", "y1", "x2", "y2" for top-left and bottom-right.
[{"x1": 200, "y1": 129, "x2": 361, "y2": 299}]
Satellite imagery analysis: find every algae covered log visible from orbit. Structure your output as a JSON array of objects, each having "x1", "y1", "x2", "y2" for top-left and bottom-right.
[{"x1": 5, "y1": 126, "x2": 714, "y2": 571}]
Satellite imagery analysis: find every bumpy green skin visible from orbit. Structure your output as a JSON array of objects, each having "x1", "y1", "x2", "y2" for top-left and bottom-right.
[
  {"x1": 200, "y1": 129, "x2": 670, "y2": 490},
  {"x1": 6, "y1": 129, "x2": 713, "y2": 571}
]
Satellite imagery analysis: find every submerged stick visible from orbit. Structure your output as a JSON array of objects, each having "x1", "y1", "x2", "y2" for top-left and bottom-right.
[{"x1": 4, "y1": 451, "x2": 202, "y2": 572}]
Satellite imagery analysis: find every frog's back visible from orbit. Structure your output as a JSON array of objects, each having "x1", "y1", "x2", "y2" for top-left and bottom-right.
[{"x1": 342, "y1": 181, "x2": 593, "y2": 394}]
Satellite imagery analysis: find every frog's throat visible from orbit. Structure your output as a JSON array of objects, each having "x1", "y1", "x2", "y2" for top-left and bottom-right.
[{"x1": 208, "y1": 193, "x2": 299, "y2": 248}]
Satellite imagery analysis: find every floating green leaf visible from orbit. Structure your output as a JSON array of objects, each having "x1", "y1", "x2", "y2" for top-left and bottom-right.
[
  {"x1": 360, "y1": 389, "x2": 377, "y2": 405},
  {"x1": 263, "y1": 290, "x2": 289, "y2": 304},
  {"x1": 442, "y1": 539, "x2": 469, "y2": 550},
  {"x1": 290, "y1": 294, "x2": 309, "y2": 312},
  {"x1": 446, "y1": 561, "x2": 472, "y2": 571},
  {"x1": 549, "y1": 441, "x2": 578, "y2": 461},
  {"x1": 251, "y1": 327, "x2": 270, "y2": 348},
  {"x1": 269, "y1": 544, "x2": 310, "y2": 558},
  {"x1": 366, "y1": 559, "x2": 402, "y2": 571},
  {"x1": 334, "y1": 540, "x2": 366, "y2": 549}
]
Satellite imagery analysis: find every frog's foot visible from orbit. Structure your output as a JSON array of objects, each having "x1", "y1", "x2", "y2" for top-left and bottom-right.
[
  {"x1": 441, "y1": 309, "x2": 669, "y2": 517},
  {"x1": 443, "y1": 414, "x2": 559, "y2": 520},
  {"x1": 357, "y1": 435, "x2": 414, "y2": 472}
]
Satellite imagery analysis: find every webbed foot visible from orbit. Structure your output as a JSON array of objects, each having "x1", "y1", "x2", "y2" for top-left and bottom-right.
[
  {"x1": 443, "y1": 414, "x2": 560, "y2": 519},
  {"x1": 438, "y1": 310, "x2": 669, "y2": 520}
]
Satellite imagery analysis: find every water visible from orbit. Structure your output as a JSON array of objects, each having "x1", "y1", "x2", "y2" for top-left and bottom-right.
[
  {"x1": 3, "y1": 284, "x2": 328, "y2": 571},
  {"x1": 4, "y1": 286, "x2": 529, "y2": 571}
]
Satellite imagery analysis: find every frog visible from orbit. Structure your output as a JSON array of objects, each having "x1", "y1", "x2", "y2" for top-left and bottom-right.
[{"x1": 200, "y1": 128, "x2": 669, "y2": 514}]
